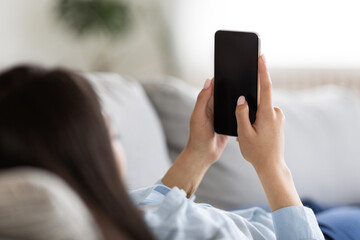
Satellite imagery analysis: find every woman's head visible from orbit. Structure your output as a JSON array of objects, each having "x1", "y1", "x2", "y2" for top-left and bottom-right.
[{"x1": 0, "y1": 65, "x2": 154, "y2": 240}]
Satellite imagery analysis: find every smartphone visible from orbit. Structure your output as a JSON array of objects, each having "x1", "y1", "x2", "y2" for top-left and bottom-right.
[{"x1": 214, "y1": 30, "x2": 259, "y2": 136}]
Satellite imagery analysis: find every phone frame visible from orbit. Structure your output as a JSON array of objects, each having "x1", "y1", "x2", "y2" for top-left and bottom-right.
[{"x1": 214, "y1": 30, "x2": 261, "y2": 136}]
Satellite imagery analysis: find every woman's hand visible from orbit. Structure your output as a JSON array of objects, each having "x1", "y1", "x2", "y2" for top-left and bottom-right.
[
  {"x1": 235, "y1": 55, "x2": 302, "y2": 211},
  {"x1": 162, "y1": 79, "x2": 229, "y2": 197},
  {"x1": 186, "y1": 78, "x2": 229, "y2": 164},
  {"x1": 235, "y1": 55, "x2": 285, "y2": 172}
]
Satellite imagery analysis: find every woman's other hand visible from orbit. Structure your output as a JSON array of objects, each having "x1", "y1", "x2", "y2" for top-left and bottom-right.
[
  {"x1": 162, "y1": 79, "x2": 229, "y2": 197},
  {"x1": 235, "y1": 55, "x2": 285, "y2": 172},
  {"x1": 235, "y1": 55, "x2": 302, "y2": 211},
  {"x1": 186, "y1": 78, "x2": 229, "y2": 164}
]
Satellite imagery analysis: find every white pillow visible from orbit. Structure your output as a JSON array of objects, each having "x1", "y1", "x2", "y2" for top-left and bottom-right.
[
  {"x1": 85, "y1": 73, "x2": 171, "y2": 189},
  {"x1": 0, "y1": 168, "x2": 100, "y2": 240},
  {"x1": 143, "y1": 77, "x2": 360, "y2": 209}
]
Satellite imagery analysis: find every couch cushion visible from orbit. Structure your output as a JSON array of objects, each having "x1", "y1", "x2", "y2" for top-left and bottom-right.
[
  {"x1": 0, "y1": 168, "x2": 100, "y2": 240},
  {"x1": 143, "y1": 77, "x2": 360, "y2": 210},
  {"x1": 85, "y1": 73, "x2": 171, "y2": 189}
]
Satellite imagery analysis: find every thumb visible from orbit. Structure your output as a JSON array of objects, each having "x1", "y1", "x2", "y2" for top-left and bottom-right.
[
  {"x1": 235, "y1": 96, "x2": 254, "y2": 137},
  {"x1": 193, "y1": 79, "x2": 212, "y2": 116}
]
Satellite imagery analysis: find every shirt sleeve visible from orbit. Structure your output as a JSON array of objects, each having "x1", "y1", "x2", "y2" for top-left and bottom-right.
[
  {"x1": 131, "y1": 182, "x2": 325, "y2": 240},
  {"x1": 272, "y1": 206, "x2": 325, "y2": 240}
]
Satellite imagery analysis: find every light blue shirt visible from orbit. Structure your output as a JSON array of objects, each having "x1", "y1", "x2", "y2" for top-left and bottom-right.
[{"x1": 130, "y1": 184, "x2": 325, "y2": 240}]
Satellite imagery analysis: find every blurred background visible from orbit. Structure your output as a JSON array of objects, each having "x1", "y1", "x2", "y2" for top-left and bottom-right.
[
  {"x1": 2, "y1": 0, "x2": 360, "y2": 226},
  {"x1": 1, "y1": 0, "x2": 360, "y2": 87}
]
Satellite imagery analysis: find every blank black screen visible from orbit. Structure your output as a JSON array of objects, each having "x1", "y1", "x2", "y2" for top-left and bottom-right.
[{"x1": 214, "y1": 30, "x2": 258, "y2": 136}]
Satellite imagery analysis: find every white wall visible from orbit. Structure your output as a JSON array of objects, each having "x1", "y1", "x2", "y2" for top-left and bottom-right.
[
  {"x1": 2, "y1": 0, "x2": 360, "y2": 86},
  {"x1": 0, "y1": 0, "x2": 167, "y2": 78},
  {"x1": 162, "y1": 0, "x2": 360, "y2": 85}
]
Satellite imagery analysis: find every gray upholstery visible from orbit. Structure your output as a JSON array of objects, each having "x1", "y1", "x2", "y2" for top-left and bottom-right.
[{"x1": 0, "y1": 168, "x2": 100, "y2": 240}]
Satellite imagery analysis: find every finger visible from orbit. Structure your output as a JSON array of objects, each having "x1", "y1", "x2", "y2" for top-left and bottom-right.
[
  {"x1": 210, "y1": 77, "x2": 215, "y2": 96},
  {"x1": 258, "y1": 55, "x2": 273, "y2": 110},
  {"x1": 206, "y1": 79, "x2": 215, "y2": 123},
  {"x1": 235, "y1": 96, "x2": 254, "y2": 137},
  {"x1": 193, "y1": 78, "x2": 213, "y2": 117},
  {"x1": 207, "y1": 93, "x2": 214, "y2": 120}
]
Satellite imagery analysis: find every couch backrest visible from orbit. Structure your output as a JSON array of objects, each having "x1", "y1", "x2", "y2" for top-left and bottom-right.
[
  {"x1": 85, "y1": 73, "x2": 171, "y2": 189},
  {"x1": 143, "y1": 76, "x2": 360, "y2": 209}
]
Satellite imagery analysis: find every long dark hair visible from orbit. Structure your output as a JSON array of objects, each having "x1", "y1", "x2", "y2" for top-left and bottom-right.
[{"x1": 0, "y1": 65, "x2": 155, "y2": 240}]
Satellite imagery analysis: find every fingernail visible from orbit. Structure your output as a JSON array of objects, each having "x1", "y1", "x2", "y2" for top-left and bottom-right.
[
  {"x1": 203, "y1": 78, "x2": 211, "y2": 89},
  {"x1": 237, "y1": 96, "x2": 245, "y2": 105}
]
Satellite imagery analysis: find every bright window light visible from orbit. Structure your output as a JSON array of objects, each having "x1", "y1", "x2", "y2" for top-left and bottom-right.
[{"x1": 164, "y1": 0, "x2": 360, "y2": 83}]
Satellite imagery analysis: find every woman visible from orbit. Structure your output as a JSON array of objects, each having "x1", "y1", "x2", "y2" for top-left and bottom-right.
[{"x1": 0, "y1": 56, "x2": 325, "y2": 239}]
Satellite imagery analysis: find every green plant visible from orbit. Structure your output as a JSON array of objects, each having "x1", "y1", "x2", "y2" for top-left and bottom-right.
[{"x1": 55, "y1": 0, "x2": 131, "y2": 38}]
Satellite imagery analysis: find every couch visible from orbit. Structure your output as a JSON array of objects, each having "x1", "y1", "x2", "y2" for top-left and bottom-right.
[{"x1": 1, "y1": 72, "x2": 360, "y2": 239}]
